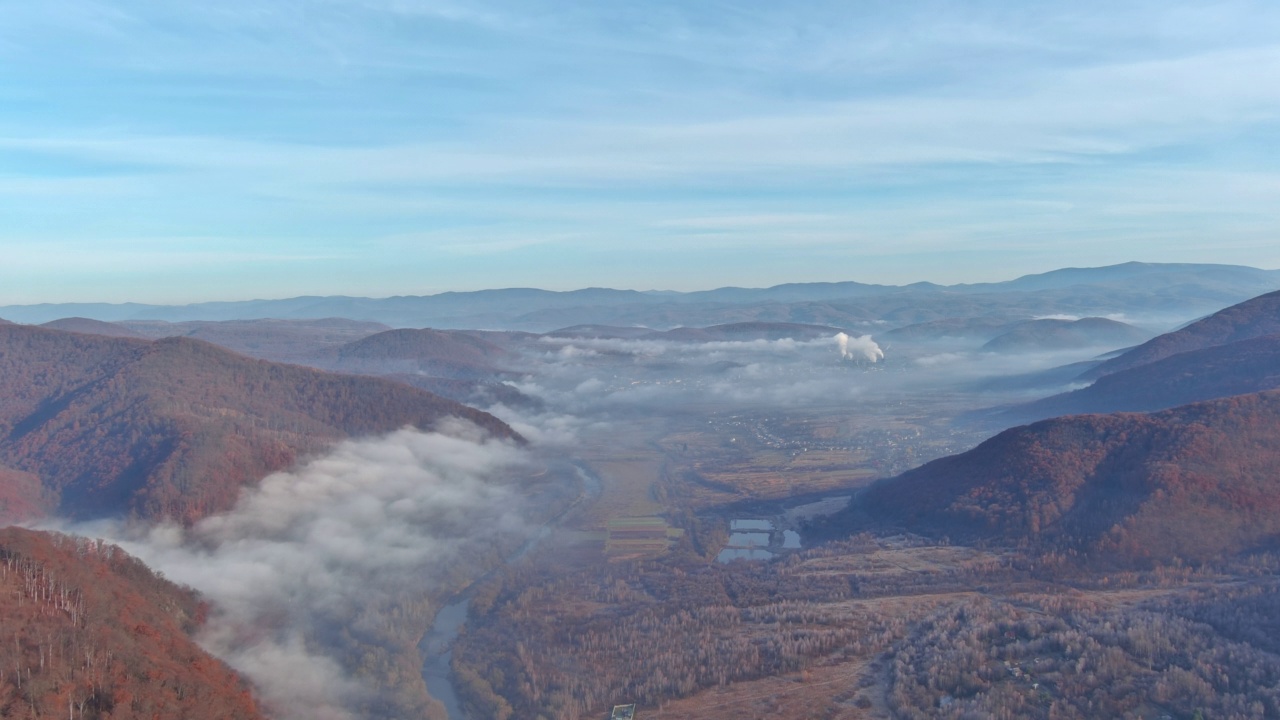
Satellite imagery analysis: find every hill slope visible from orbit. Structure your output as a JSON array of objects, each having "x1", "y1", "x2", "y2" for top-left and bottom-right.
[
  {"x1": 0, "y1": 324, "x2": 517, "y2": 522},
  {"x1": 880, "y1": 316, "x2": 1027, "y2": 343},
  {"x1": 0, "y1": 527, "x2": 267, "y2": 720},
  {"x1": 980, "y1": 317, "x2": 1150, "y2": 353},
  {"x1": 847, "y1": 390, "x2": 1280, "y2": 565},
  {"x1": 119, "y1": 317, "x2": 390, "y2": 364},
  {"x1": 0, "y1": 465, "x2": 50, "y2": 523},
  {"x1": 329, "y1": 328, "x2": 510, "y2": 378},
  {"x1": 1083, "y1": 289, "x2": 1280, "y2": 379},
  {"x1": 40, "y1": 317, "x2": 149, "y2": 339},
  {"x1": 1010, "y1": 333, "x2": 1280, "y2": 419}
]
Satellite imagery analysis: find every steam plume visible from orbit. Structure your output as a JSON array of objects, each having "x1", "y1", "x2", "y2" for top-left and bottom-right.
[{"x1": 836, "y1": 332, "x2": 884, "y2": 362}]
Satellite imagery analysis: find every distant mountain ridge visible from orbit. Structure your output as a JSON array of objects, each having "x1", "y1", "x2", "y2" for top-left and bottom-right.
[
  {"x1": 881, "y1": 316, "x2": 1030, "y2": 343},
  {"x1": 956, "y1": 261, "x2": 1279, "y2": 293},
  {"x1": 654, "y1": 321, "x2": 850, "y2": 342},
  {"x1": 40, "y1": 317, "x2": 149, "y2": 338},
  {"x1": 118, "y1": 317, "x2": 392, "y2": 364},
  {"x1": 543, "y1": 324, "x2": 656, "y2": 339},
  {"x1": 4, "y1": 262, "x2": 1277, "y2": 331},
  {"x1": 546, "y1": 321, "x2": 853, "y2": 342},
  {"x1": 326, "y1": 327, "x2": 512, "y2": 378},
  {"x1": 979, "y1": 317, "x2": 1151, "y2": 353}
]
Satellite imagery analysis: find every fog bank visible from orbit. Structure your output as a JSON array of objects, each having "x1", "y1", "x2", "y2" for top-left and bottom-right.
[{"x1": 49, "y1": 422, "x2": 531, "y2": 719}]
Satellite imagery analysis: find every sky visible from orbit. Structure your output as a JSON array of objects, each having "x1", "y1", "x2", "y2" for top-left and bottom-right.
[{"x1": 2, "y1": 0, "x2": 1279, "y2": 304}]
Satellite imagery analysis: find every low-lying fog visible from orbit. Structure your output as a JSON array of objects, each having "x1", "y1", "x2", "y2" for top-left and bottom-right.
[
  {"x1": 493, "y1": 330, "x2": 1125, "y2": 422},
  {"x1": 45, "y1": 422, "x2": 540, "y2": 720},
  {"x1": 41, "y1": 320, "x2": 1165, "y2": 719}
]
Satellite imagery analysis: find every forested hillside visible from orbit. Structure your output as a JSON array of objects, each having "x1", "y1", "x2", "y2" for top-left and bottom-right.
[
  {"x1": 39, "y1": 318, "x2": 147, "y2": 339},
  {"x1": 847, "y1": 390, "x2": 1280, "y2": 565},
  {"x1": 117, "y1": 317, "x2": 391, "y2": 364},
  {"x1": 1083, "y1": 289, "x2": 1280, "y2": 379},
  {"x1": 0, "y1": 466, "x2": 49, "y2": 524},
  {"x1": 0, "y1": 527, "x2": 267, "y2": 720},
  {"x1": 0, "y1": 324, "x2": 518, "y2": 522},
  {"x1": 1011, "y1": 333, "x2": 1280, "y2": 419},
  {"x1": 328, "y1": 327, "x2": 511, "y2": 378}
]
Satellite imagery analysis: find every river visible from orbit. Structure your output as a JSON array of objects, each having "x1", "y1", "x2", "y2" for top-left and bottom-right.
[
  {"x1": 420, "y1": 599, "x2": 470, "y2": 719},
  {"x1": 419, "y1": 461, "x2": 602, "y2": 720}
]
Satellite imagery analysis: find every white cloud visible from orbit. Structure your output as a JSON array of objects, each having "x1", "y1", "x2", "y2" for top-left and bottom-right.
[
  {"x1": 48, "y1": 425, "x2": 531, "y2": 720},
  {"x1": 4, "y1": 1, "x2": 1280, "y2": 300}
]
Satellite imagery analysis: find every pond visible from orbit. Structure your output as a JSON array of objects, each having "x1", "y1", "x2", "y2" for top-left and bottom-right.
[
  {"x1": 716, "y1": 547, "x2": 775, "y2": 562},
  {"x1": 718, "y1": 519, "x2": 786, "y2": 563},
  {"x1": 727, "y1": 531, "x2": 771, "y2": 547}
]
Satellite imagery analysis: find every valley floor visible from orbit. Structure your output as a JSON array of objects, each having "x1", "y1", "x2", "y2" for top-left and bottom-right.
[{"x1": 447, "y1": 411, "x2": 1280, "y2": 720}]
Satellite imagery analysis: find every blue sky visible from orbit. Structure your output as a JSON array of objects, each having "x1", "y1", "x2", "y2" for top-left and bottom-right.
[{"x1": 2, "y1": 0, "x2": 1279, "y2": 303}]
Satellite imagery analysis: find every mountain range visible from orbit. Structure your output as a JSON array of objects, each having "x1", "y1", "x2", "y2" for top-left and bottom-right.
[
  {"x1": 114, "y1": 317, "x2": 392, "y2": 364},
  {"x1": 4, "y1": 262, "x2": 1277, "y2": 331},
  {"x1": 546, "y1": 321, "x2": 852, "y2": 342},
  {"x1": 6, "y1": 267, "x2": 1280, "y2": 718}
]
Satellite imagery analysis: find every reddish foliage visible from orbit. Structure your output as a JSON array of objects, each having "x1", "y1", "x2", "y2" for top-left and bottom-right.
[
  {"x1": 855, "y1": 390, "x2": 1280, "y2": 565},
  {"x1": 0, "y1": 324, "x2": 519, "y2": 523},
  {"x1": 0, "y1": 467, "x2": 51, "y2": 524},
  {"x1": 0, "y1": 527, "x2": 268, "y2": 719},
  {"x1": 1017, "y1": 332, "x2": 1280, "y2": 419},
  {"x1": 1085, "y1": 288, "x2": 1280, "y2": 380}
]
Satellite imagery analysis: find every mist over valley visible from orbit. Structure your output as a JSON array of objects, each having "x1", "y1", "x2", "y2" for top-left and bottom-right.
[
  {"x1": 8, "y1": 0, "x2": 1280, "y2": 715},
  {"x1": 6, "y1": 263, "x2": 1280, "y2": 719}
]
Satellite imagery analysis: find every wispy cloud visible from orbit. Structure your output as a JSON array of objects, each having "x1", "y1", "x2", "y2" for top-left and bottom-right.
[
  {"x1": 9, "y1": 37, "x2": 1280, "y2": 185},
  {"x1": 3, "y1": 1, "x2": 1280, "y2": 301}
]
